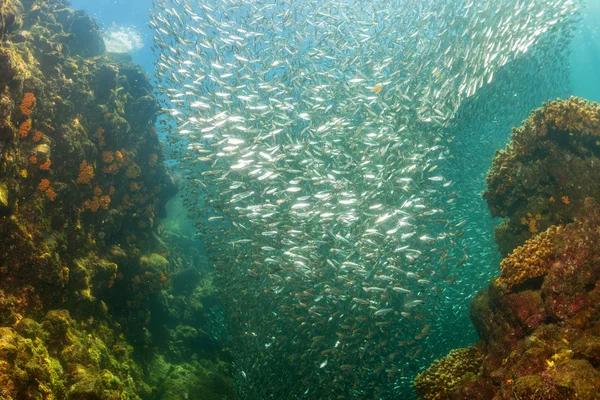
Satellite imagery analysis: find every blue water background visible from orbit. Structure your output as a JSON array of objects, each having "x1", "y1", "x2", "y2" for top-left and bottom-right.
[{"x1": 69, "y1": 0, "x2": 156, "y2": 72}]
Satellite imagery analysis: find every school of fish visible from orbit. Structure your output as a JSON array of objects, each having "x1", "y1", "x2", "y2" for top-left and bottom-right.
[{"x1": 149, "y1": 0, "x2": 581, "y2": 398}]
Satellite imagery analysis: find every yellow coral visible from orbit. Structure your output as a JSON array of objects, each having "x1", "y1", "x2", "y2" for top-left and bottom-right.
[
  {"x1": 414, "y1": 345, "x2": 484, "y2": 400},
  {"x1": 538, "y1": 96, "x2": 600, "y2": 137},
  {"x1": 496, "y1": 225, "x2": 563, "y2": 293}
]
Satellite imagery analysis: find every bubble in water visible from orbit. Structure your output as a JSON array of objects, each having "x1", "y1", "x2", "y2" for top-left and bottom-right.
[{"x1": 102, "y1": 23, "x2": 143, "y2": 53}]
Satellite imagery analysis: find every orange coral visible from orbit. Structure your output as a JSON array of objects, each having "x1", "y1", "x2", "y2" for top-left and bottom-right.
[
  {"x1": 521, "y1": 213, "x2": 542, "y2": 234},
  {"x1": 102, "y1": 151, "x2": 114, "y2": 163},
  {"x1": 561, "y1": 196, "x2": 569, "y2": 205},
  {"x1": 39, "y1": 159, "x2": 51, "y2": 170},
  {"x1": 19, "y1": 92, "x2": 36, "y2": 116},
  {"x1": 38, "y1": 179, "x2": 50, "y2": 192},
  {"x1": 76, "y1": 160, "x2": 94, "y2": 184},
  {"x1": 99, "y1": 195, "x2": 111, "y2": 210},
  {"x1": 496, "y1": 225, "x2": 563, "y2": 293},
  {"x1": 83, "y1": 195, "x2": 110, "y2": 212},
  {"x1": 108, "y1": 186, "x2": 116, "y2": 196},
  {"x1": 32, "y1": 130, "x2": 43, "y2": 143},
  {"x1": 95, "y1": 127, "x2": 105, "y2": 147},
  {"x1": 103, "y1": 164, "x2": 119, "y2": 175},
  {"x1": 45, "y1": 188, "x2": 57, "y2": 201},
  {"x1": 29, "y1": 155, "x2": 38, "y2": 165},
  {"x1": 83, "y1": 198, "x2": 100, "y2": 212},
  {"x1": 19, "y1": 119, "x2": 32, "y2": 138},
  {"x1": 102, "y1": 149, "x2": 131, "y2": 174},
  {"x1": 93, "y1": 186, "x2": 102, "y2": 196}
]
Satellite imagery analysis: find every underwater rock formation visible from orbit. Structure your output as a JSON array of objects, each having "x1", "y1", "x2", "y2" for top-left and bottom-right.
[
  {"x1": 416, "y1": 201, "x2": 600, "y2": 400},
  {"x1": 483, "y1": 97, "x2": 600, "y2": 256},
  {"x1": 0, "y1": 1, "x2": 232, "y2": 398},
  {"x1": 415, "y1": 98, "x2": 600, "y2": 400}
]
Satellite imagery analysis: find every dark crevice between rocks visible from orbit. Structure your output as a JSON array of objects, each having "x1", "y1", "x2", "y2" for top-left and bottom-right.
[{"x1": 510, "y1": 276, "x2": 546, "y2": 293}]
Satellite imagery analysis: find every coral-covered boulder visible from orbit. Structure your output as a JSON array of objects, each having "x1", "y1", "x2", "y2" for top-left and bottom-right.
[
  {"x1": 414, "y1": 344, "x2": 484, "y2": 400},
  {"x1": 417, "y1": 97, "x2": 600, "y2": 400},
  {"x1": 0, "y1": 326, "x2": 65, "y2": 398},
  {"x1": 483, "y1": 97, "x2": 600, "y2": 255},
  {"x1": 65, "y1": 10, "x2": 106, "y2": 57}
]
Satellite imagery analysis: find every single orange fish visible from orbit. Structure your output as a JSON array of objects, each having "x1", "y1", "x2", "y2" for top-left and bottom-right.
[{"x1": 373, "y1": 84, "x2": 382, "y2": 93}]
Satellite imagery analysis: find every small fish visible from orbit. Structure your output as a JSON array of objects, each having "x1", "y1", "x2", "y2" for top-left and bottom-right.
[{"x1": 151, "y1": 0, "x2": 580, "y2": 396}]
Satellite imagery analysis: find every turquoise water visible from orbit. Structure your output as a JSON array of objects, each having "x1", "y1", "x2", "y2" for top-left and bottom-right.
[{"x1": 68, "y1": 0, "x2": 600, "y2": 398}]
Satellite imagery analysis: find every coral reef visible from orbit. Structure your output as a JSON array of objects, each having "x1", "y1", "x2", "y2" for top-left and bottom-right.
[
  {"x1": 416, "y1": 201, "x2": 600, "y2": 400},
  {"x1": 0, "y1": 1, "x2": 232, "y2": 398},
  {"x1": 496, "y1": 225, "x2": 562, "y2": 293},
  {"x1": 483, "y1": 97, "x2": 600, "y2": 255},
  {"x1": 0, "y1": 310, "x2": 150, "y2": 399},
  {"x1": 416, "y1": 97, "x2": 600, "y2": 399},
  {"x1": 414, "y1": 344, "x2": 485, "y2": 400}
]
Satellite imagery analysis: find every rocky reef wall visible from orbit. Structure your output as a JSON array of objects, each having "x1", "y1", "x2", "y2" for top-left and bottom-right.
[
  {"x1": 0, "y1": 1, "x2": 232, "y2": 398},
  {"x1": 414, "y1": 98, "x2": 600, "y2": 400}
]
